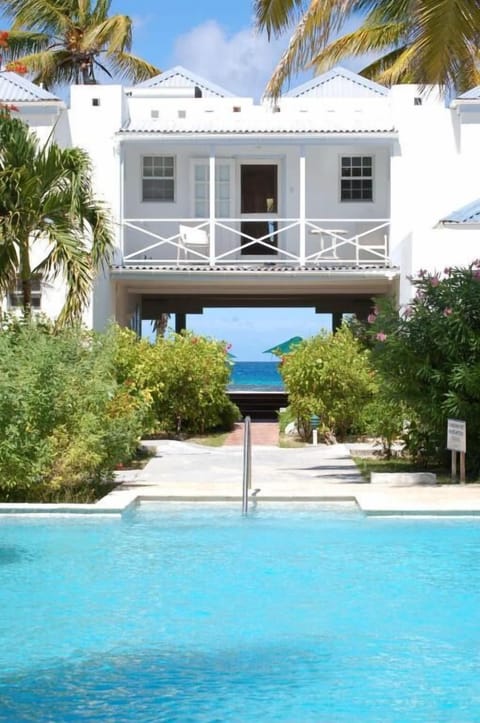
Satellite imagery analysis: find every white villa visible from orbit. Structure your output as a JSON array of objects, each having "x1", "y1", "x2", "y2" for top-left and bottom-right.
[{"x1": 1, "y1": 65, "x2": 480, "y2": 332}]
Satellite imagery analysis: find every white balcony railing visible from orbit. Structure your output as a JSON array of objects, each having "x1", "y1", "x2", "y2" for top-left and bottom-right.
[{"x1": 120, "y1": 218, "x2": 391, "y2": 268}]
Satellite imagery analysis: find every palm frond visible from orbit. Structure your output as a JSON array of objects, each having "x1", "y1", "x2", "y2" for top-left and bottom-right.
[
  {"x1": 106, "y1": 51, "x2": 160, "y2": 83},
  {"x1": 263, "y1": 0, "x2": 359, "y2": 97},
  {"x1": 359, "y1": 46, "x2": 410, "y2": 82},
  {"x1": 83, "y1": 14, "x2": 132, "y2": 54},
  {"x1": 254, "y1": 0, "x2": 306, "y2": 38},
  {"x1": 310, "y1": 21, "x2": 408, "y2": 73},
  {"x1": 4, "y1": 0, "x2": 71, "y2": 35},
  {"x1": 0, "y1": 31, "x2": 49, "y2": 60}
]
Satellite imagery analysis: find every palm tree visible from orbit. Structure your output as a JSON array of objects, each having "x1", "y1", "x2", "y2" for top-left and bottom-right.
[
  {"x1": 0, "y1": 110, "x2": 113, "y2": 325},
  {"x1": 1, "y1": 0, "x2": 160, "y2": 88},
  {"x1": 255, "y1": 1, "x2": 480, "y2": 97}
]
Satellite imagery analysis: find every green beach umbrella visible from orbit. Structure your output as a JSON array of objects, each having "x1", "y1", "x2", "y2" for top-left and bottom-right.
[{"x1": 262, "y1": 336, "x2": 303, "y2": 356}]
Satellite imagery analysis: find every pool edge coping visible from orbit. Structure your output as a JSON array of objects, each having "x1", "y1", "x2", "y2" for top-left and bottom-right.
[{"x1": 3, "y1": 492, "x2": 480, "y2": 518}]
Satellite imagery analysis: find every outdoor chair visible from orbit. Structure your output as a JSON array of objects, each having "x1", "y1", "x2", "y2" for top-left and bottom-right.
[{"x1": 177, "y1": 224, "x2": 209, "y2": 263}]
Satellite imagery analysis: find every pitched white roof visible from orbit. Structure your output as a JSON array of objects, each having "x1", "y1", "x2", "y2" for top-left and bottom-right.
[
  {"x1": 456, "y1": 86, "x2": 480, "y2": 100},
  {"x1": 285, "y1": 67, "x2": 389, "y2": 99},
  {"x1": 133, "y1": 66, "x2": 234, "y2": 98},
  {"x1": 0, "y1": 71, "x2": 60, "y2": 102}
]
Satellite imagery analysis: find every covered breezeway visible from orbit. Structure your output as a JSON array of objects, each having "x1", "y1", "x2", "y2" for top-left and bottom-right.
[{"x1": 108, "y1": 264, "x2": 400, "y2": 335}]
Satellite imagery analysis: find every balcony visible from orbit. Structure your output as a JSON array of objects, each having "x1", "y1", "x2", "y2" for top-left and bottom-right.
[{"x1": 120, "y1": 217, "x2": 392, "y2": 268}]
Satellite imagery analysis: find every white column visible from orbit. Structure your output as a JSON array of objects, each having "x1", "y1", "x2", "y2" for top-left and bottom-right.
[
  {"x1": 117, "y1": 140, "x2": 125, "y2": 263},
  {"x1": 209, "y1": 148, "x2": 216, "y2": 266},
  {"x1": 299, "y1": 146, "x2": 306, "y2": 266}
]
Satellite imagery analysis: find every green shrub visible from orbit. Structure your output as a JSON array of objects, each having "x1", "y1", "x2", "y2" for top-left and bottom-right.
[
  {"x1": 279, "y1": 325, "x2": 375, "y2": 441},
  {"x1": 139, "y1": 331, "x2": 239, "y2": 435},
  {"x1": 0, "y1": 319, "x2": 151, "y2": 501}
]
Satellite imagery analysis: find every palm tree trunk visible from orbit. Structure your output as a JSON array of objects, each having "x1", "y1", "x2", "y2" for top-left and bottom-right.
[{"x1": 19, "y1": 239, "x2": 32, "y2": 317}]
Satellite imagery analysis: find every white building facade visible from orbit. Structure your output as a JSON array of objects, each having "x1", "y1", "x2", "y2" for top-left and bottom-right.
[{"x1": 1, "y1": 66, "x2": 480, "y2": 331}]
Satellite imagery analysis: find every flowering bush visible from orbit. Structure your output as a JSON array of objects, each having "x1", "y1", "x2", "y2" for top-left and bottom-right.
[{"x1": 366, "y1": 262, "x2": 480, "y2": 471}]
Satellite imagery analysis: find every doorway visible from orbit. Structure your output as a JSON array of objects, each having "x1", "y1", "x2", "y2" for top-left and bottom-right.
[{"x1": 240, "y1": 164, "x2": 278, "y2": 256}]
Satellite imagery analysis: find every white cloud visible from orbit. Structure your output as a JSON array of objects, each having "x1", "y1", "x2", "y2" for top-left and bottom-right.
[{"x1": 172, "y1": 20, "x2": 290, "y2": 99}]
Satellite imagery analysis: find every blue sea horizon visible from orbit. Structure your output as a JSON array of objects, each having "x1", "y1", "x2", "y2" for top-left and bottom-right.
[{"x1": 228, "y1": 361, "x2": 284, "y2": 390}]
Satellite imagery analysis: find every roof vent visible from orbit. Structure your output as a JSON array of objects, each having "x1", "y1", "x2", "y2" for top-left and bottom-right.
[
  {"x1": 178, "y1": 109, "x2": 186, "y2": 118},
  {"x1": 194, "y1": 85, "x2": 202, "y2": 98},
  {"x1": 414, "y1": 97, "x2": 422, "y2": 106},
  {"x1": 92, "y1": 98, "x2": 100, "y2": 107},
  {"x1": 151, "y1": 109, "x2": 159, "y2": 118},
  {"x1": 233, "y1": 106, "x2": 241, "y2": 112}
]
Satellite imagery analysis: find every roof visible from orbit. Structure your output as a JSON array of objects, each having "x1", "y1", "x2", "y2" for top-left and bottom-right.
[
  {"x1": 119, "y1": 108, "x2": 395, "y2": 135},
  {"x1": 285, "y1": 67, "x2": 389, "y2": 99},
  {"x1": 0, "y1": 71, "x2": 60, "y2": 102},
  {"x1": 456, "y1": 86, "x2": 480, "y2": 100},
  {"x1": 111, "y1": 263, "x2": 398, "y2": 273},
  {"x1": 440, "y1": 198, "x2": 480, "y2": 225},
  {"x1": 133, "y1": 65, "x2": 234, "y2": 98}
]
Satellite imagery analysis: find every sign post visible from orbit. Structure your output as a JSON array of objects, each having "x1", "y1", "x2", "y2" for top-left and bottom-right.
[{"x1": 447, "y1": 419, "x2": 466, "y2": 483}]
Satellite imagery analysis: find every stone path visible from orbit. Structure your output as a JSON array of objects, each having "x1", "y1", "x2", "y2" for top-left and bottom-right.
[{"x1": 224, "y1": 422, "x2": 279, "y2": 446}]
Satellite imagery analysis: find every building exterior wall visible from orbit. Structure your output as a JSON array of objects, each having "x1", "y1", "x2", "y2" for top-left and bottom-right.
[{"x1": 3, "y1": 68, "x2": 480, "y2": 328}]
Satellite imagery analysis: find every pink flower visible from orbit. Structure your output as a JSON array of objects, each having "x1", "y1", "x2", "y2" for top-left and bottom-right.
[
  {"x1": 473, "y1": 269, "x2": 480, "y2": 280},
  {"x1": 430, "y1": 276, "x2": 440, "y2": 287},
  {"x1": 367, "y1": 313, "x2": 377, "y2": 324},
  {"x1": 226, "y1": 343, "x2": 232, "y2": 351},
  {"x1": 376, "y1": 332, "x2": 387, "y2": 342},
  {"x1": 418, "y1": 269, "x2": 427, "y2": 278},
  {"x1": 403, "y1": 305, "x2": 413, "y2": 318},
  {"x1": 443, "y1": 307, "x2": 453, "y2": 317}
]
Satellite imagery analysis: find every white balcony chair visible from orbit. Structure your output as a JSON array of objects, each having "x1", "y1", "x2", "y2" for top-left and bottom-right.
[
  {"x1": 177, "y1": 224, "x2": 209, "y2": 263},
  {"x1": 309, "y1": 228, "x2": 347, "y2": 260}
]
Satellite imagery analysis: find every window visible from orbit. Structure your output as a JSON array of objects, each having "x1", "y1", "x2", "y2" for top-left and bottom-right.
[
  {"x1": 142, "y1": 156, "x2": 175, "y2": 202},
  {"x1": 8, "y1": 278, "x2": 41, "y2": 309},
  {"x1": 193, "y1": 162, "x2": 231, "y2": 217},
  {"x1": 340, "y1": 156, "x2": 373, "y2": 201}
]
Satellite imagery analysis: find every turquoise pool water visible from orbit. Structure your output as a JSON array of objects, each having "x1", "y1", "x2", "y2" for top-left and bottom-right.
[{"x1": 1, "y1": 503, "x2": 480, "y2": 721}]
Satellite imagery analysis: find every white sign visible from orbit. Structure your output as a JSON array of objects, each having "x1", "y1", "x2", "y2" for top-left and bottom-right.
[{"x1": 447, "y1": 419, "x2": 466, "y2": 453}]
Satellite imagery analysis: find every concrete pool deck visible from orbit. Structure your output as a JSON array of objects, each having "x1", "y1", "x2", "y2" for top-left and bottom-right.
[
  {"x1": 96, "y1": 440, "x2": 480, "y2": 517},
  {"x1": 2, "y1": 440, "x2": 480, "y2": 517}
]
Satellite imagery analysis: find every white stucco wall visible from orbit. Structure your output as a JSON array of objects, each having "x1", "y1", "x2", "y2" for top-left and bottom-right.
[{"x1": 6, "y1": 70, "x2": 480, "y2": 328}]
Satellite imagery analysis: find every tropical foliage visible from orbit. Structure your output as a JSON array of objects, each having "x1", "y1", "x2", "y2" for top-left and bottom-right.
[
  {"x1": 0, "y1": 0, "x2": 160, "y2": 87},
  {"x1": 366, "y1": 263, "x2": 480, "y2": 472},
  {"x1": 113, "y1": 328, "x2": 240, "y2": 436},
  {"x1": 0, "y1": 111, "x2": 113, "y2": 325},
  {"x1": 0, "y1": 319, "x2": 151, "y2": 501},
  {"x1": 255, "y1": 0, "x2": 480, "y2": 97},
  {"x1": 279, "y1": 325, "x2": 375, "y2": 441},
  {"x1": 0, "y1": 321, "x2": 238, "y2": 501}
]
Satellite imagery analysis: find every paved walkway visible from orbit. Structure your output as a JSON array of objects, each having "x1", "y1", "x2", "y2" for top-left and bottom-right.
[
  {"x1": 99, "y1": 441, "x2": 480, "y2": 516},
  {"x1": 224, "y1": 422, "x2": 279, "y2": 446},
  {"x1": 3, "y1": 440, "x2": 480, "y2": 517}
]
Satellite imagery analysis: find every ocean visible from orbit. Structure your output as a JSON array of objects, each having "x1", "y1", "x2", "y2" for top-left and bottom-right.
[{"x1": 228, "y1": 361, "x2": 284, "y2": 390}]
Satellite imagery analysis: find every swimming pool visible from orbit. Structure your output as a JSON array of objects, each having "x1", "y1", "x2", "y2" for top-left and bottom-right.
[{"x1": 1, "y1": 503, "x2": 480, "y2": 721}]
